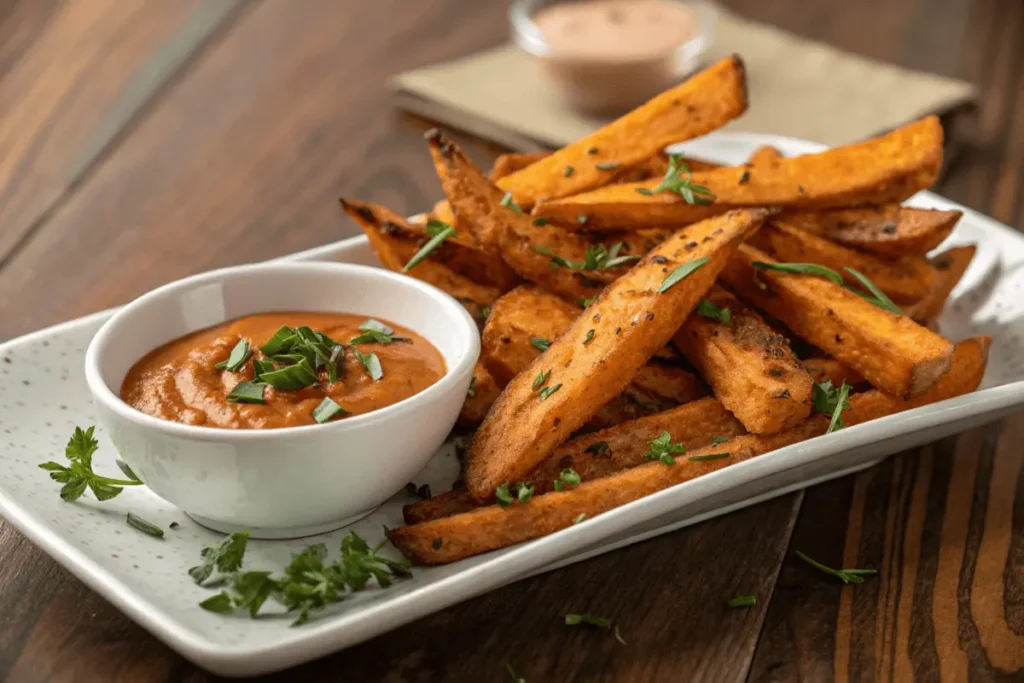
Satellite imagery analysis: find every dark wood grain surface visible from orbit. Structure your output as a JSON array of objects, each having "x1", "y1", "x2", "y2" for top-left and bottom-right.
[{"x1": 0, "y1": 0, "x2": 1021, "y2": 681}]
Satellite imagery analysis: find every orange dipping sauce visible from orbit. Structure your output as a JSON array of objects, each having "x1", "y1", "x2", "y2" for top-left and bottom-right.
[{"x1": 121, "y1": 312, "x2": 446, "y2": 429}]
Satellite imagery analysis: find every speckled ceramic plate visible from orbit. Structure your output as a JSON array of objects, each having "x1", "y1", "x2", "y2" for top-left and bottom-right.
[{"x1": 1, "y1": 133, "x2": 1022, "y2": 677}]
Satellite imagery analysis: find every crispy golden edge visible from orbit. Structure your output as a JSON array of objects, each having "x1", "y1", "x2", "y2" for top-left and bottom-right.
[
  {"x1": 538, "y1": 116, "x2": 944, "y2": 230},
  {"x1": 458, "y1": 363, "x2": 502, "y2": 427},
  {"x1": 404, "y1": 396, "x2": 743, "y2": 524},
  {"x1": 750, "y1": 220, "x2": 936, "y2": 304},
  {"x1": 492, "y1": 55, "x2": 747, "y2": 208},
  {"x1": 340, "y1": 198, "x2": 502, "y2": 306},
  {"x1": 465, "y1": 209, "x2": 770, "y2": 498},
  {"x1": 390, "y1": 338, "x2": 988, "y2": 563},
  {"x1": 746, "y1": 145, "x2": 784, "y2": 166},
  {"x1": 720, "y1": 243, "x2": 953, "y2": 398},
  {"x1": 427, "y1": 130, "x2": 627, "y2": 301},
  {"x1": 490, "y1": 152, "x2": 550, "y2": 181},
  {"x1": 801, "y1": 356, "x2": 866, "y2": 387},
  {"x1": 786, "y1": 206, "x2": 961, "y2": 257},
  {"x1": 906, "y1": 245, "x2": 976, "y2": 324},
  {"x1": 673, "y1": 286, "x2": 813, "y2": 433}
]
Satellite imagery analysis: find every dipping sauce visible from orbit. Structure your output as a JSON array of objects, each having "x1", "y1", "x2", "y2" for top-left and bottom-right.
[
  {"x1": 525, "y1": 0, "x2": 702, "y2": 113},
  {"x1": 121, "y1": 313, "x2": 446, "y2": 429}
]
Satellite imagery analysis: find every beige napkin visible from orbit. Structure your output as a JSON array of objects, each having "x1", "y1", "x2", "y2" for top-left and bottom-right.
[{"x1": 393, "y1": 3, "x2": 975, "y2": 151}]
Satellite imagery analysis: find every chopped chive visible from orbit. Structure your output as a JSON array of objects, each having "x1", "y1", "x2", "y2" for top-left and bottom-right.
[
  {"x1": 500, "y1": 192, "x2": 523, "y2": 215},
  {"x1": 532, "y1": 217, "x2": 549, "y2": 226},
  {"x1": 559, "y1": 468, "x2": 581, "y2": 486},
  {"x1": 538, "y1": 383, "x2": 562, "y2": 401},
  {"x1": 752, "y1": 261, "x2": 844, "y2": 285},
  {"x1": 565, "y1": 613, "x2": 611, "y2": 628},
  {"x1": 359, "y1": 319, "x2": 394, "y2": 335},
  {"x1": 403, "y1": 224, "x2": 455, "y2": 272},
  {"x1": 688, "y1": 452, "x2": 730, "y2": 462},
  {"x1": 727, "y1": 595, "x2": 756, "y2": 608},
  {"x1": 226, "y1": 381, "x2": 265, "y2": 404},
  {"x1": 126, "y1": 513, "x2": 165, "y2": 538},
  {"x1": 658, "y1": 257, "x2": 709, "y2": 293},
  {"x1": 573, "y1": 513, "x2": 587, "y2": 524},
  {"x1": 577, "y1": 296, "x2": 595, "y2": 309},
  {"x1": 353, "y1": 349, "x2": 383, "y2": 381},
  {"x1": 495, "y1": 482, "x2": 514, "y2": 507},
  {"x1": 312, "y1": 397, "x2": 348, "y2": 423},
  {"x1": 738, "y1": 170, "x2": 751, "y2": 184},
  {"x1": 583, "y1": 329, "x2": 595, "y2": 345},
  {"x1": 587, "y1": 147, "x2": 599, "y2": 155},
  {"x1": 795, "y1": 550, "x2": 877, "y2": 584},
  {"x1": 564, "y1": 165, "x2": 575, "y2": 177},
  {"x1": 532, "y1": 369, "x2": 552, "y2": 391},
  {"x1": 530, "y1": 337, "x2": 551, "y2": 351},
  {"x1": 844, "y1": 267, "x2": 903, "y2": 315},
  {"x1": 696, "y1": 299, "x2": 732, "y2": 324},
  {"x1": 515, "y1": 482, "x2": 535, "y2": 503}
]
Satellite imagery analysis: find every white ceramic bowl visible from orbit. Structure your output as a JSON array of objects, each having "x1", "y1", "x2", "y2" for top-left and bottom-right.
[{"x1": 84, "y1": 262, "x2": 479, "y2": 539}]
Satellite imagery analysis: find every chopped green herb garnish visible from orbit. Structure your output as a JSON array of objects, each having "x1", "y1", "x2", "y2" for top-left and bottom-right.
[
  {"x1": 495, "y1": 482, "x2": 515, "y2": 507},
  {"x1": 359, "y1": 319, "x2": 394, "y2": 335},
  {"x1": 403, "y1": 222, "x2": 455, "y2": 272},
  {"x1": 500, "y1": 192, "x2": 523, "y2": 215},
  {"x1": 530, "y1": 337, "x2": 551, "y2": 351},
  {"x1": 227, "y1": 381, "x2": 267, "y2": 404},
  {"x1": 532, "y1": 217, "x2": 549, "y2": 226},
  {"x1": 531, "y1": 241, "x2": 639, "y2": 271},
  {"x1": 752, "y1": 261, "x2": 845, "y2": 284},
  {"x1": 644, "y1": 431, "x2": 685, "y2": 466},
  {"x1": 258, "y1": 359, "x2": 317, "y2": 391},
  {"x1": 538, "y1": 383, "x2": 562, "y2": 401},
  {"x1": 481, "y1": 305, "x2": 492, "y2": 319},
  {"x1": 559, "y1": 468, "x2": 581, "y2": 487},
  {"x1": 577, "y1": 296, "x2": 595, "y2": 308},
  {"x1": 425, "y1": 218, "x2": 451, "y2": 237},
  {"x1": 353, "y1": 349, "x2": 383, "y2": 381},
  {"x1": 261, "y1": 325, "x2": 298, "y2": 356},
  {"x1": 585, "y1": 441, "x2": 610, "y2": 455},
  {"x1": 711, "y1": 436, "x2": 731, "y2": 446},
  {"x1": 696, "y1": 299, "x2": 732, "y2": 324},
  {"x1": 554, "y1": 481, "x2": 565, "y2": 491},
  {"x1": 587, "y1": 147, "x2": 599, "y2": 155},
  {"x1": 312, "y1": 397, "x2": 348, "y2": 424},
  {"x1": 39, "y1": 426, "x2": 144, "y2": 502},
  {"x1": 573, "y1": 513, "x2": 587, "y2": 524},
  {"x1": 813, "y1": 380, "x2": 851, "y2": 434},
  {"x1": 565, "y1": 613, "x2": 611, "y2": 628},
  {"x1": 252, "y1": 358, "x2": 276, "y2": 382},
  {"x1": 795, "y1": 550, "x2": 876, "y2": 584},
  {"x1": 532, "y1": 369, "x2": 552, "y2": 390},
  {"x1": 727, "y1": 595, "x2": 756, "y2": 608},
  {"x1": 688, "y1": 452, "x2": 730, "y2": 462},
  {"x1": 844, "y1": 267, "x2": 903, "y2": 315},
  {"x1": 126, "y1": 513, "x2": 164, "y2": 538},
  {"x1": 515, "y1": 482, "x2": 535, "y2": 503},
  {"x1": 349, "y1": 329, "x2": 404, "y2": 345},
  {"x1": 635, "y1": 156, "x2": 715, "y2": 204},
  {"x1": 658, "y1": 257, "x2": 709, "y2": 293},
  {"x1": 564, "y1": 165, "x2": 575, "y2": 177},
  {"x1": 595, "y1": 161, "x2": 620, "y2": 171},
  {"x1": 583, "y1": 329, "x2": 595, "y2": 345},
  {"x1": 189, "y1": 531, "x2": 250, "y2": 585},
  {"x1": 752, "y1": 261, "x2": 903, "y2": 314},
  {"x1": 507, "y1": 664, "x2": 526, "y2": 683},
  {"x1": 215, "y1": 339, "x2": 252, "y2": 371},
  {"x1": 467, "y1": 376, "x2": 477, "y2": 397}
]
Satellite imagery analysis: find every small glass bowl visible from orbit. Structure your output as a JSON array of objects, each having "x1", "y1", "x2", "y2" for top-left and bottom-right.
[{"x1": 510, "y1": 0, "x2": 715, "y2": 115}]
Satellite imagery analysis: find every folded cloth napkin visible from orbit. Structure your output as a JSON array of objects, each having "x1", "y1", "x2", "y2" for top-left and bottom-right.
[{"x1": 393, "y1": 3, "x2": 975, "y2": 151}]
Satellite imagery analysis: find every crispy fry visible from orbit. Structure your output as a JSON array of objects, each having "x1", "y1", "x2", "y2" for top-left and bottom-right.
[
  {"x1": 629, "y1": 360, "x2": 707, "y2": 405},
  {"x1": 391, "y1": 338, "x2": 987, "y2": 563},
  {"x1": 538, "y1": 116, "x2": 943, "y2": 230},
  {"x1": 404, "y1": 396, "x2": 743, "y2": 523},
  {"x1": 459, "y1": 363, "x2": 502, "y2": 426},
  {"x1": 905, "y1": 245, "x2": 976, "y2": 324},
  {"x1": 465, "y1": 209, "x2": 770, "y2": 497},
  {"x1": 720, "y1": 244, "x2": 953, "y2": 398},
  {"x1": 801, "y1": 356, "x2": 866, "y2": 388},
  {"x1": 490, "y1": 152, "x2": 550, "y2": 180},
  {"x1": 783, "y1": 206, "x2": 961, "y2": 257},
  {"x1": 673, "y1": 286, "x2": 812, "y2": 433},
  {"x1": 340, "y1": 198, "x2": 518, "y2": 293},
  {"x1": 428, "y1": 131, "x2": 629, "y2": 302},
  {"x1": 749, "y1": 220, "x2": 936, "y2": 304}
]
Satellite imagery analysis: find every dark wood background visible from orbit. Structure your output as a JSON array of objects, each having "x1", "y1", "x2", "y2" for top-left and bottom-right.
[{"x1": 1, "y1": 0, "x2": 1021, "y2": 680}]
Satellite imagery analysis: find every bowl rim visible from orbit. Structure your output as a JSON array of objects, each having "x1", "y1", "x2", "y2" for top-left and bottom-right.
[{"x1": 83, "y1": 261, "x2": 480, "y2": 442}]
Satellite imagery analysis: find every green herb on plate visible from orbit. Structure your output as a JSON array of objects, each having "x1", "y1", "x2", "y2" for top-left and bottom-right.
[{"x1": 39, "y1": 426, "x2": 144, "y2": 502}]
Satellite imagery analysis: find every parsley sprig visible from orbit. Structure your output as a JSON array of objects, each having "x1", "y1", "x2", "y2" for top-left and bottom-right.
[
  {"x1": 194, "y1": 531, "x2": 411, "y2": 625},
  {"x1": 531, "y1": 241, "x2": 640, "y2": 271},
  {"x1": 813, "y1": 380, "x2": 851, "y2": 434},
  {"x1": 643, "y1": 431, "x2": 685, "y2": 465},
  {"x1": 795, "y1": 550, "x2": 876, "y2": 584},
  {"x1": 39, "y1": 426, "x2": 143, "y2": 502},
  {"x1": 635, "y1": 155, "x2": 716, "y2": 204}
]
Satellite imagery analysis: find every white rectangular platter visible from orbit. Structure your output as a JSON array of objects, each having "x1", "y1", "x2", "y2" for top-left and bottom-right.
[{"x1": 1, "y1": 133, "x2": 1023, "y2": 677}]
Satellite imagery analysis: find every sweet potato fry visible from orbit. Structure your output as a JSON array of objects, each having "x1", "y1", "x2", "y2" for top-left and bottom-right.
[
  {"x1": 801, "y1": 356, "x2": 866, "y2": 388},
  {"x1": 390, "y1": 338, "x2": 987, "y2": 563},
  {"x1": 427, "y1": 131, "x2": 630, "y2": 302},
  {"x1": 459, "y1": 363, "x2": 502, "y2": 426},
  {"x1": 719, "y1": 244, "x2": 953, "y2": 398},
  {"x1": 673, "y1": 286, "x2": 812, "y2": 433},
  {"x1": 905, "y1": 245, "x2": 976, "y2": 324},
  {"x1": 465, "y1": 209, "x2": 770, "y2": 497},
  {"x1": 783, "y1": 206, "x2": 961, "y2": 257},
  {"x1": 404, "y1": 396, "x2": 743, "y2": 523},
  {"x1": 490, "y1": 152, "x2": 550, "y2": 180},
  {"x1": 340, "y1": 198, "x2": 519, "y2": 292},
  {"x1": 747, "y1": 145, "x2": 783, "y2": 166},
  {"x1": 538, "y1": 116, "x2": 944, "y2": 230},
  {"x1": 749, "y1": 220, "x2": 936, "y2": 304},
  {"x1": 629, "y1": 361, "x2": 707, "y2": 405}
]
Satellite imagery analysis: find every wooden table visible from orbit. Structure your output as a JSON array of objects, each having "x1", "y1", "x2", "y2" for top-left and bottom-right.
[{"x1": 1, "y1": 0, "x2": 1021, "y2": 680}]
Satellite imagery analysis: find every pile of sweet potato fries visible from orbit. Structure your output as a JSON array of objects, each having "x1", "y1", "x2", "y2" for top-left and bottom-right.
[{"x1": 340, "y1": 55, "x2": 988, "y2": 565}]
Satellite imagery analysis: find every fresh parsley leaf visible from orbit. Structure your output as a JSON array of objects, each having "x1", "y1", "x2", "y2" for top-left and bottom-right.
[
  {"x1": 500, "y1": 192, "x2": 523, "y2": 215},
  {"x1": 312, "y1": 397, "x2": 348, "y2": 424},
  {"x1": 812, "y1": 380, "x2": 851, "y2": 433},
  {"x1": 530, "y1": 337, "x2": 551, "y2": 351},
  {"x1": 696, "y1": 299, "x2": 732, "y2": 324},
  {"x1": 38, "y1": 426, "x2": 144, "y2": 502},
  {"x1": 644, "y1": 431, "x2": 685, "y2": 466},
  {"x1": 532, "y1": 369, "x2": 552, "y2": 391},
  {"x1": 495, "y1": 483, "x2": 514, "y2": 507},
  {"x1": 126, "y1": 513, "x2": 165, "y2": 538},
  {"x1": 537, "y1": 383, "x2": 562, "y2": 401},
  {"x1": 189, "y1": 531, "x2": 251, "y2": 585},
  {"x1": 795, "y1": 550, "x2": 876, "y2": 584},
  {"x1": 353, "y1": 349, "x2": 383, "y2": 381},
  {"x1": 727, "y1": 595, "x2": 757, "y2": 608},
  {"x1": 636, "y1": 156, "x2": 715, "y2": 204},
  {"x1": 403, "y1": 223, "x2": 455, "y2": 272},
  {"x1": 565, "y1": 613, "x2": 611, "y2": 628},
  {"x1": 215, "y1": 339, "x2": 252, "y2": 371},
  {"x1": 658, "y1": 257, "x2": 709, "y2": 293}
]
